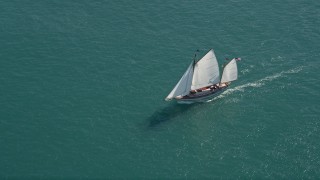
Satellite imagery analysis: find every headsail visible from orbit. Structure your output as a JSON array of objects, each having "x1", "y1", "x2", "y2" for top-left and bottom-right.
[
  {"x1": 191, "y1": 49, "x2": 220, "y2": 90},
  {"x1": 220, "y1": 59, "x2": 238, "y2": 83},
  {"x1": 165, "y1": 61, "x2": 194, "y2": 101}
]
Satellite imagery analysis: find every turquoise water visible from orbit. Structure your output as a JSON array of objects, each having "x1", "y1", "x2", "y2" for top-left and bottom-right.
[{"x1": 1, "y1": 0, "x2": 319, "y2": 178}]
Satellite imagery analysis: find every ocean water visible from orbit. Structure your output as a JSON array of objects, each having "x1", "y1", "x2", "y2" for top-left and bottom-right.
[{"x1": 0, "y1": 0, "x2": 319, "y2": 178}]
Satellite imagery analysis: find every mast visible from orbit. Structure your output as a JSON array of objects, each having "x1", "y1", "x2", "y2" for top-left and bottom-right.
[
  {"x1": 191, "y1": 49, "x2": 220, "y2": 90},
  {"x1": 165, "y1": 49, "x2": 202, "y2": 101},
  {"x1": 192, "y1": 49, "x2": 199, "y2": 70}
]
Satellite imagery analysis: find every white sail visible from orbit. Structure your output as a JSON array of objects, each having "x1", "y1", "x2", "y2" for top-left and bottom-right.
[
  {"x1": 165, "y1": 61, "x2": 194, "y2": 101},
  {"x1": 191, "y1": 49, "x2": 220, "y2": 90},
  {"x1": 220, "y1": 59, "x2": 238, "y2": 83}
]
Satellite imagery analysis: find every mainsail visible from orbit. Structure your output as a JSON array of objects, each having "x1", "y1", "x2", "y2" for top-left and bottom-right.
[
  {"x1": 220, "y1": 59, "x2": 238, "y2": 83},
  {"x1": 165, "y1": 61, "x2": 194, "y2": 101},
  {"x1": 191, "y1": 49, "x2": 220, "y2": 90}
]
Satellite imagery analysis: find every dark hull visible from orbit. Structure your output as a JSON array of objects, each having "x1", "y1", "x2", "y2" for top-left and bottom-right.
[{"x1": 176, "y1": 86, "x2": 228, "y2": 104}]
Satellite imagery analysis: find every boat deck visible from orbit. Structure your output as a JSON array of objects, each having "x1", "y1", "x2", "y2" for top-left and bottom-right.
[{"x1": 177, "y1": 83, "x2": 229, "y2": 100}]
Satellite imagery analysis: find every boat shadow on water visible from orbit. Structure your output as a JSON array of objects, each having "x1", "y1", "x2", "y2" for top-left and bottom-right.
[{"x1": 147, "y1": 103, "x2": 195, "y2": 128}]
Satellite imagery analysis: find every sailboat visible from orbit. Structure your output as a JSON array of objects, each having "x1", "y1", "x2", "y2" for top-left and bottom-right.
[{"x1": 165, "y1": 49, "x2": 238, "y2": 103}]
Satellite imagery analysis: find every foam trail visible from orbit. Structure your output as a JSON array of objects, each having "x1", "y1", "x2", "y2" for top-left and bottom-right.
[{"x1": 207, "y1": 66, "x2": 303, "y2": 102}]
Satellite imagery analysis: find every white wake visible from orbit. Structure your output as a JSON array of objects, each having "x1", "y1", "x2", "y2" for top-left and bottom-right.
[{"x1": 207, "y1": 66, "x2": 304, "y2": 102}]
